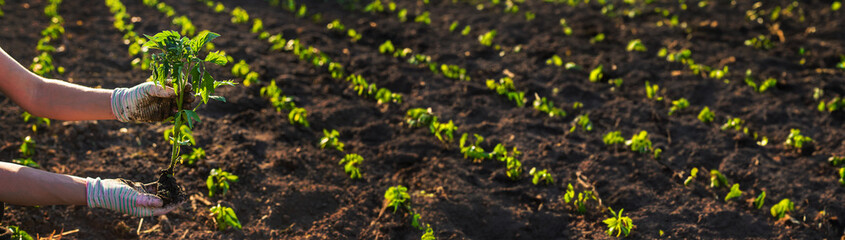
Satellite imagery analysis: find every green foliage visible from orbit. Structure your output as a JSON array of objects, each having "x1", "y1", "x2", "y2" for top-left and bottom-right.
[
  {"x1": 784, "y1": 128, "x2": 813, "y2": 149},
  {"x1": 834, "y1": 1, "x2": 842, "y2": 11},
  {"x1": 564, "y1": 184, "x2": 596, "y2": 214},
  {"x1": 449, "y1": 21, "x2": 459, "y2": 32},
  {"x1": 770, "y1": 198, "x2": 794, "y2": 219},
  {"x1": 180, "y1": 147, "x2": 206, "y2": 165},
  {"x1": 421, "y1": 226, "x2": 436, "y2": 240},
  {"x1": 603, "y1": 131, "x2": 624, "y2": 146},
  {"x1": 7, "y1": 226, "x2": 33, "y2": 240},
  {"x1": 625, "y1": 131, "x2": 652, "y2": 154},
  {"x1": 839, "y1": 167, "x2": 844, "y2": 186},
  {"x1": 327, "y1": 19, "x2": 346, "y2": 32},
  {"x1": 441, "y1": 64, "x2": 470, "y2": 81},
  {"x1": 684, "y1": 168, "x2": 698, "y2": 186},
  {"x1": 525, "y1": 11, "x2": 535, "y2": 21},
  {"x1": 744, "y1": 35, "x2": 774, "y2": 50},
  {"x1": 744, "y1": 69, "x2": 777, "y2": 93},
  {"x1": 260, "y1": 80, "x2": 296, "y2": 112},
  {"x1": 603, "y1": 207, "x2": 634, "y2": 237},
  {"x1": 559, "y1": 18, "x2": 573, "y2": 35},
  {"x1": 529, "y1": 167, "x2": 553, "y2": 185},
  {"x1": 459, "y1": 133, "x2": 490, "y2": 161},
  {"x1": 172, "y1": 16, "x2": 196, "y2": 37},
  {"x1": 364, "y1": 0, "x2": 384, "y2": 12},
  {"x1": 589, "y1": 65, "x2": 603, "y2": 82},
  {"x1": 12, "y1": 158, "x2": 40, "y2": 168},
  {"x1": 831, "y1": 156, "x2": 845, "y2": 166},
  {"x1": 645, "y1": 81, "x2": 662, "y2": 100},
  {"x1": 19, "y1": 136, "x2": 34, "y2": 157},
  {"x1": 21, "y1": 112, "x2": 50, "y2": 132},
  {"x1": 754, "y1": 191, "x2": 766, "y2": 209},
  {"x1": 207, "y1": 168, "x2": 238, "y2": 197},
  {"x1": 546, "y1": 55, "x2": 563, "y2": 66},
  {"x1": 251, "y1": 19, "x2": 264, "y2": 33},
  {"x1": 320, "y1": 129, "x2": 345, "y2": 152},
  {"x1": 347, "y1": 29, "x2": 362, "y2": 42},
  {"x1": 698, "y1": 106, "x2": 715, "y2": 123},
  {"x1": 532, "y1": 94, "x2": 566, "y2": 118},
  {"x1": 414, "y1": 11, "x2": 431, "y2": 25},
  {"x1": 724, "y1": 183, "x2": 742, "y2": 202},
  {"x1": 345, "y1": 74, "x2": 403, "y2": 104},
  {"x1": 288, "y1": 107, "x2": 310, "y2": 127},
  {"x1": 231, "y1": 7, "x2": 249, "y2": 24},
  {"x1": 590, "y1": 33, "x2": 605, "y2": 43},
  {"x1": 478, "y1": 30, "x2": 497, "y2": 47},
  {"x1": 708, "y1": 66, "x2": 728, "y2": 80},
  {"x1": 210, "y1": 203, "x2": 242, "y2": 230},
  {"x1": 385, "y1": 185, "x2": 411, "y2": 213},
  {"x1": 668, "y1": 98, "x2": 689, "y2": 116},
  {"x1": 339, "y1": 154, "x2": 363, "y2": 179},
  {"x1": 709, "y1": 169, "x2": 729, "y2": 189},
  {"x1": 490, "y1": 144, "x2": 523, "y2": 180},
  {"x1": 461, "y1": 25, "x2": 471, "y2": 36},
  {"x1": 818, "y1": 97, "x2": 845, "y2": 112},
  {"x1": 296, "y1": 5, "x2": 307, "y2": 18},
  {"x1": 405, "y1": 108, "x2": 457, "y2": 143},
  {"x1": 570, "y1": 114, "x2": 593, "y2": 132},
  {"x1": 626, "y1": 39, "x2": 646, "y2": 52},
  {"x1": 398, "y1": 9, "x2": 408, "y2": 22},
  {"x1": 379, "y1": 40, "x2": 395, "y2": 54},
  {"x1": 486, "y1": 77, "x2": 525, "y2": 107}
]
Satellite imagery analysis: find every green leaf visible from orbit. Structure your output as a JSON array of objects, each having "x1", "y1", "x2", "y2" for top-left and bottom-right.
[
  {"x1": 191, "y1": 31, "x2": 220, "y2": 53},
  {"x1": 209, "y1": 96, "x2": 226, "y2": 102},
  {"x1": 205, "y1": 51, "x2": 228, "y2": 66}
]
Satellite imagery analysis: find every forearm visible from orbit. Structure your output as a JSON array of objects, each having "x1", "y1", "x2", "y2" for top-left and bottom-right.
[
  {"x1": 0, "y1": 162, "x2": 87, "y2": 206},
  {"x1": 31, "y1": 78, "x2": 115, "y2": 121}
]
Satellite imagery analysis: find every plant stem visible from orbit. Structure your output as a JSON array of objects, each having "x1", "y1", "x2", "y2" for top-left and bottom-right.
[{"x1": 167, "y1": 64, "x2": 187, "y2": 172}]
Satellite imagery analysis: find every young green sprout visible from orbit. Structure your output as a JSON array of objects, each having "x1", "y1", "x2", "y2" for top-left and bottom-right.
[
  {"x1": 385, "y1": 185, "x2": 411, "y2": 213},
  {"x1": 478, "y1": 30, "x2": 497, "y2": 47},
  {"x1": 288, "y1": 107, "x2": 310, "y2": 127},
  {"x1": 21, "y1": 112, "x2": 50, "y2": 132},
  {"x1": 339, "y1": 154, "x2": 363, "y2": 179},
  {"x1": 505, "y1": 157, "x2": 523, "y2": 180},
  {"x1": 320, "y1": 129, "x2": 345, "y2": 152},
  {"x1": 230, "y1": 7, "x2": 249, "y2": 24},
  {"x1": 770, "y1": 198, "x2": 794, "y2": 219},
  {"x1": 589, "y1": 65, "x2": 603, "y2": 82},
  {"x1": 564, "y1": 184, "x2": 596, "y2": 214},
  {"x1": 684, "y1": 168, "x2": 698, "y2": 186},
  {"x1": 546, "y1": 55, "x2": 563, "y2": 66},
  {"x1": 626, "y1": 39, "x2": 646, "y2": 52},
  {"x1": 644, "y1": 81, "x2": 663, "y2": 101},
  {"x1": 590, "y1": 33, "x2": 605, "y2": 44},
  {"x1": 459, "y1": 133, "x2": 490, "y2": 162},
  {"x1": 668, "y1": 98, "x2": 689, "y2": 116},
  {"x1": 461, "y1": 26, "x2": 471, "y2": 36},
  {"x1": 414, "y1": 11, "x2": 431, "y2": 25},
  {"x1": 421, "y1": 226, "x2": 436, "y2": 240},
  {"x1": 709, "y1": 170, "x2": 729, "y2": 189},
  {"x1": 708, "y1": 66, "x2": 728, "y2": 80},
  {"x1": 625, "y1": 131, "x2": 652, "y2": 154},
  {"x1": 603, "y1": 131, "x2": 624, "y2": 146},
  {"x1": 529, "y1": 167, "x2": 554, "y2": 185},
  {"x1": 379, "y1": 40, "x2": 395, "y2": 54},
  {"x1": 19, "y1": 136, "x2": 35, "y2": 157},
  {"x1": 570, "y1": 114, "x2": 593, "y2": 132},
  {"x1": 744, "y1": 69, "x2": 777, "y2": 93},
  {"x1": 603, "y1": 207, "x2": 634, "y2": 237},
  {"x1": 744, "y1": 35, "x2": 773, "y2": 50},
  {"x1": 405, "y1": 108, "x2": 456, "y2": 143},
  {"x1": 838, "y1": 167, "x2": 844, "y2": 186},
  {"x1": 486, "y1": 77, "x2": 525, "y2": 107},
  {"x1": 559, "y1": 18, "x2": 573, "y2": 35},
  {"x1": 698, "y1": 106, "x2": 715, "y2": 123},
  {"x1": 754, "y1": 191, "x2": 766, "y2": 209},
  {"x1": 210, "y1": 203, "x2": 242, "y2": 231},
  {"x1": 724, "y1": 183, "x2": 742, "y2": 202},
  {"x1": 180, "y1": 147, "x2": 206, "y2": 165},
  {"x1": 6, "y1": 226, "x2": 32, "y2": 240},
  {"x1": 532, "y1": 93, "x2": 566, "y2": 117},
  {"x1": 784, "y1": 128, "x2": 813, "y2": 150},
  {"x1": 207, "y1": 168, "x2": 238, "y2": 197}
]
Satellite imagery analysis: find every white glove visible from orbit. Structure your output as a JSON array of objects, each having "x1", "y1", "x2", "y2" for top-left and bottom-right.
[
  {"x1": 110, "y1": 82, "x2": 195, "y2": 122},
  {"x1": 86, "y1": 177, "x2": 179, "y2": 217}
]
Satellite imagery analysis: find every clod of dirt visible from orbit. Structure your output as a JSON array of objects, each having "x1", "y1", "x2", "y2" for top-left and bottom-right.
[{"x1": 156, "y1": 169, "x2": 187, "y2": 207}]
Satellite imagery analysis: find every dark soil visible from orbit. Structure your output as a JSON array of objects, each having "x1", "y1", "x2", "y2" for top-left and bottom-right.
[
  {"x1": 1, "y1": 0, "x2": 844, "y2": 239},
  {"x1": 155, "y1": 168, "x2": 187, "y2": 206}
]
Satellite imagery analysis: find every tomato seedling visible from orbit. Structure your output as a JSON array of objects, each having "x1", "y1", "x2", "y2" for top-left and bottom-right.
[
  {"x1": 459, "y1": 133, "x2": 490, "y2": 162},
  {"x1": 570, "y1": 114, "x2": 593, "y2": 132},
  {"x1": 684, "y1": 168, "x2": 698, "y2": 186},
  {"x1": 405, "y1": 108, "x2": 457, "y2": 143},
  {"x1": 231, "y1": 7, "x2": 249, "y2": 23},
  {"x1": 603, "y1": 131, "x2": 624, "y2": 146},
  {"x1": 529, "y1": 168, "x2": 553, "y2": 185},
  {"x1": 207, "y1": 168, "x2": 238, "y2": 197},
  {"x1": 478, "y1": 30, "x2": 497, "y2": 47},
  {"x1": 709, "y1": 170, "x2": 729, "y2": 189},
  {"x1": 625, "y1": 131, "x2": 652, "y2": 154},
  {"x1": 770, "y1": 198, "x2": 794, "y2": 219},
  {"x1": 19, "y1": 136, "x2": 35, "y2": 157},
  {"x1": 626, "y1": 39, "x2": 646, "y2": 52},
  {"x1": 320, "y1": 129, "x2": 345, "y2": 152},
  {"x1": 724, "y1": 183, "x2": 742, "y2": 202},
  {"x1": 698, "y1": 106, "x2": 715, "y2": 123},
  {"x1": 21, "y1": 112, "x2": 50, "y2": 133},
  {"x1": 210, "y1": 203, "x2": 242, "y2": 231},
  {"x1": 754, "y1": 191, "x2": 766, "y2": 209},
  {"x1": 668, "y1": 98, "x2": 689, "y2": 116},
  {"x1": 533, "y1": 93, "x2": 566, "y2": 118},
  {"x1": 564, "y1": 183, "x2": 596, "y2": 214},
  {"x1": 831, "y1": 156, "x2": 844, "y2": 166},
  {"x1": 589, "y1": 65, "x2": 603, "y2": 82},
  {"x1": 339, "y1": 154, "x2": 363, "y2": 179},
  {"x1": 180, "y1": 147, "x2": 205, "y2": 165},
  {"x1": 486, "y1": 77, "x2": 525, "y2": 107},
  {"x1": 6, "y1": 226, "x2": 32, "y2": 240},
  {"x1": 603, "y1": 207, "x2": 634, "y2": 237},
  {"x1": 645, "y1": 81, "x2": 663, "y2": 101},
  {"x1": 784, "y1": 128, "x2": 813, "y2": 150}
]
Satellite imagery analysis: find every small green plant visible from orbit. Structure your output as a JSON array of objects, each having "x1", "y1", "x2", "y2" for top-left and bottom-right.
[
  {"x1": 7, "y1": 226, "x2": 33, "y2": 240},
  {"x1": 564, "y1": 183, "x2": 596, "y2": 214},
  {"x1": 668, "y1": 98, "x2": 689, "y2": 116},
  {"x1": 320, "y1": 129, "x2": 345, "y2": 152},
  {"x1": 744, "y1": 35, "x2": 774, "y2": 50},
  {"x1": 421, "y1": 226, "x2": 436, "y2": 240},
  {"x1": 478, "y1": 30, "x2": 497, "y2": 47},
  {"x1": 405, "y1": 108, "x2": 457, "y2": 143},
  {"x1": 180, "y1": 147, "x2": 206, "y2": 165},
  {"x1": 744, "y1": 69, "x2": 777, "y2": 93},
  {"x1": 838, "y1": 167, "x2": 844, "y2": 186},
  {"x1": 231, "y1": 60, "x2": 250, "y2": 78},
  {"x1": 379, "y1": 40, "x2": 395, "y2": 54},
  {"x1": 529, "y1": 167, "x2": 554, "y2": 185},
  {"x1": 207, "y1": 168, "x2": 238, "y2": 197},
  {"x1": 19, "y1": 136, "x2": 35, "y2": 157},
  {"x1": 589, "y1": 65, "x2": 603, "y2": 82},
  {"x1": 724, "y1": 183, "x2": 742, "y2": 202},
  {"x1": 12, "y1": 158, "x2": 40, "y2": 168},
  {"x1": 385, "y1": 185, "x2": 411, "y2": 213},
  {"x1": 251, "y1": 19, "x2": 263, "y2": 33},
  {"x1": 441, "y1": 64, "x2": 469, "y2": 81},
  {"x1": 546, "y1": 55, "x2": 563, "y2": 66},
  {"x1": 461, "y1": 25, "x2": 471, "y2": 36},
  {"x1": 414, "y1": 11, "x2": 431, "y2": 25},
  {"x1": 459, "y1": 133, "x2": 490, "y2": 162},
  {"x1": 708, "y1": 66, "x2": 728, "y2": 80},
  {"x1": 288, "y1": 107, "x2": 310, "y2": 127},
  {"x1": 590, "y1": 33, "x2": 605, "y2": 44},
  {"x1": 754, "y1": 191, "x2": 766, "y2": 209},
  {"x1": 230, "y1": 7, "x2": 249, "y2": 24},
  {"x1": 603, "y1": 207, "x2": 634, "y2": 237},
  {"x1": 626, "y1": 39, "x2": 646, "y2": 52},
  {"x1": 770, "y1": 198, "x2": 794, "y2": 219},
  {"x1": 698, "y1": 107, "x2": 715, "y2": 123},
  {"x1": 532, "y1": 94, "x2": 566, "y2": 118},
  {"x1": 834, "y1": 1, "x2": 842, "y2": 11},
  {"x1": 830, "y1": 156, "x2": 844, "y2": 166},
  {"x1": 645, "y1": 81, "x2": 663, "y2": 101},
  {"x1": 559, "y1": 18, "x2": 573, "y2": 35},
  {"x1": 684, "y1": 168, "x2": 698, "y2": 186},
  {"x1": 347, "y1": 29, "x2": 362, "y2": 42},
  {"x1": 784, "y1": 128, "x2": 813, "y2": 149},
  {"x1": 210, "y1": 203, "x2": 242, "y2": 230},
  {"x1": 339, "y1": 154, "x2": 363, "y2": 179},
  {"x1": 709, "y1": 169, "x2": 729, "y2": 189},
  {"x1": 327, "y1": 19, "x2": 346, "y2": 32},
  {"x1": 21, "y1": 112, "x2": 50, "y2": 133},
  {"x1": 603, "y1": 131, "x2": 625, "y2": 146},
  {"x1": 625, "y1": 131, "x2": 652, "y2": 154},
  {"x1": 486, "y1": 77, "x2": 526, "y2": 107},
  {"x1": 570, "y1": 114, "x2": 593, "y2": 132}
]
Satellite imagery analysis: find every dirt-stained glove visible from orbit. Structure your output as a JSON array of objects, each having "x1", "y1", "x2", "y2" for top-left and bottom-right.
[
  {"x1": 85, "y1": 177, "x2": 179, "y2": 217},
  {"x1": 111, "y1": 82, "x2": 196, "y2": 122}
]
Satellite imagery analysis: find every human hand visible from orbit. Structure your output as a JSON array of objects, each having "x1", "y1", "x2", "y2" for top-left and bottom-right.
[
  {"x1": 110, "y1": 82, "x2": 197, "y2": 122},
  {"x1": 85, "y1": 177, "x2": 182, "y2": 217}
]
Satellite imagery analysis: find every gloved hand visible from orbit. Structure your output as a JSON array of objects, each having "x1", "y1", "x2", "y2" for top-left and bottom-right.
[
  {"x1": 86, "y1": 177, "x2": 180, "y2": 217},
  {"x1": 111, "y1": 82, "x2": 196, "y2": 122}
]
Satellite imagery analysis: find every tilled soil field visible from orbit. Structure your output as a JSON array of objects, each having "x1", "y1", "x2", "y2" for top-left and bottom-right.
[{"x1": 1, "y1": 0, "x2": 844, "y2": 239}]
